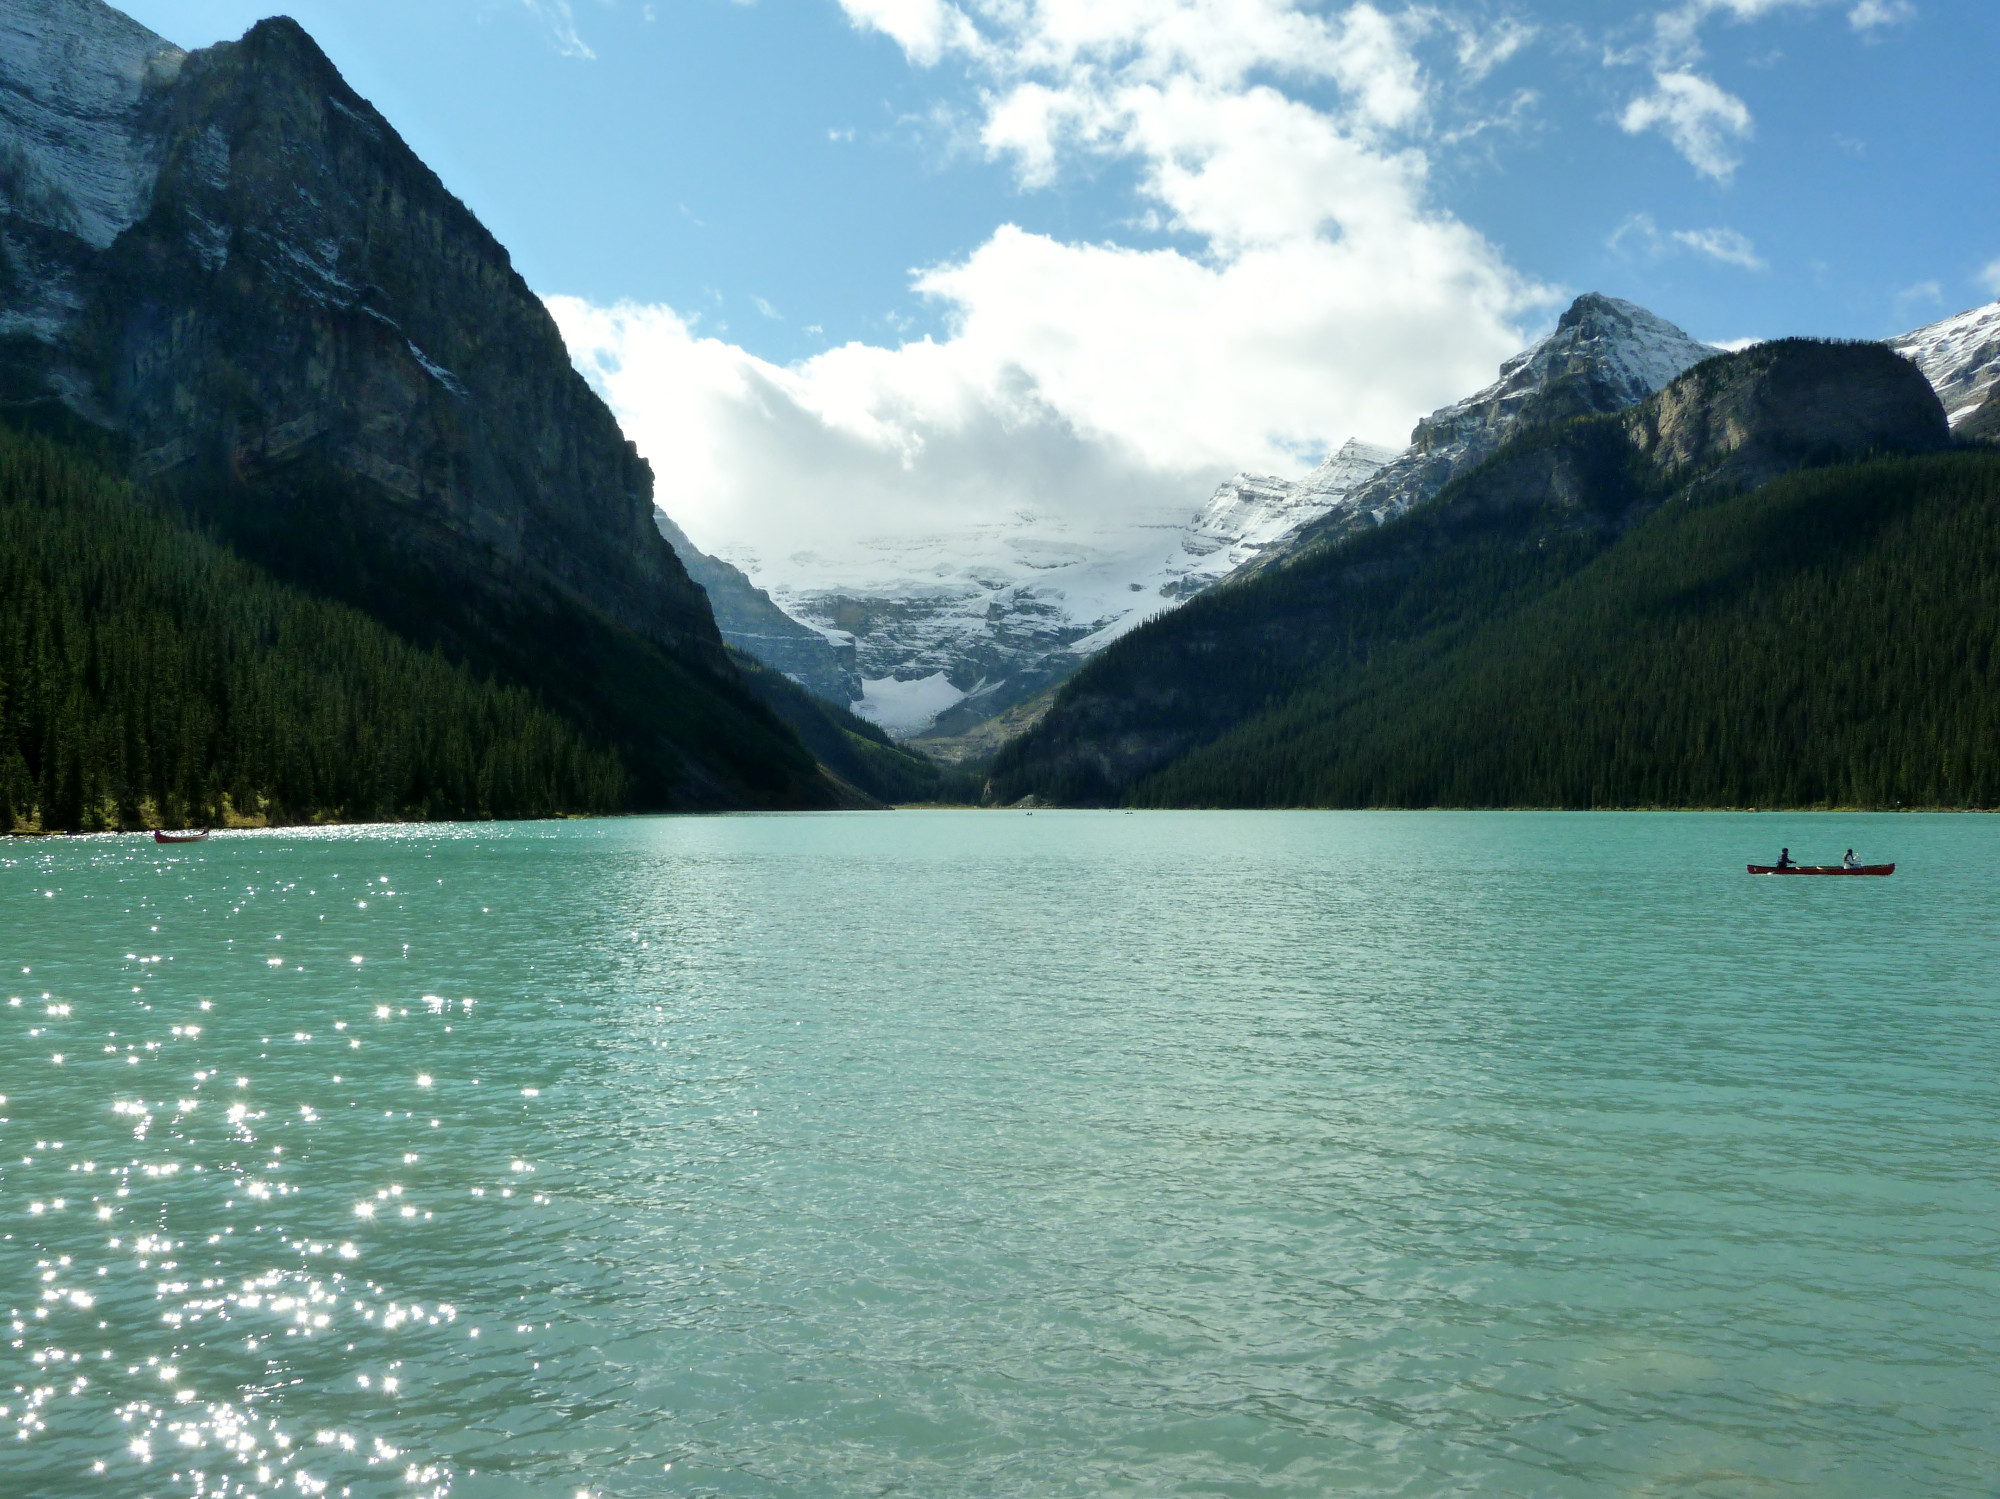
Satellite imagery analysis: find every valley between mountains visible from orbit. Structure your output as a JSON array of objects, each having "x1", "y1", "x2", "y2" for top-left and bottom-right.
[{"x1": 3, "y1": 0, "x2": 1999, "y2": 827}]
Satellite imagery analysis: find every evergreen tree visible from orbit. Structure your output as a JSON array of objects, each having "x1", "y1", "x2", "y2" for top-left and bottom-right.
[{"x1": 0, "y1": 422, "x2": 628, "y2": 831}]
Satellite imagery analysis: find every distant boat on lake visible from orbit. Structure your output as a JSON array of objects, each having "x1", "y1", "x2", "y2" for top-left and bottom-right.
[
  {"x1": 154, "y1": 829, "x2": 210, "y2": 844},
  {"x1": 1747, "y1": 862, "x2": 1894, "y2": 876}
]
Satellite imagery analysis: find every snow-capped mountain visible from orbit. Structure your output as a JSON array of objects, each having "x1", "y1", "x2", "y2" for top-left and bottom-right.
[
  {"x1": 1889, "y1": 300, "x2": 2000, "y2": 428},
  {"x1": 1240, "y1": 294, "x2": 1719, "y2": 574},
  {"x1": 740, "y1": 438, "x2": 1395, "y2": 738},
  {"x1": 710, "y1": 294, "x2": 1712, "y2": 740},
  {"x1": 1181, "y1": 440, "x2": 1402, "y2": 589}
]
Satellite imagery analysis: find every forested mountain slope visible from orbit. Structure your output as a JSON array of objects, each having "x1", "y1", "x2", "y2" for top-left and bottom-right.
[
  {"x1": 1141, "y1": 451, "x2": 2000, "y2": 809},
  {"x1": 1, "y1": 1, "x2": 829, "y2": 809},
  {"x1": 988, "y1": 340, "x2": 1957, "y2": 808},
  {"x1": 727, "y1": 651, "x2": 972, "y2": 806},
  {"x1": 0, "y1": 419, "x2": 625, "y2": 831}
]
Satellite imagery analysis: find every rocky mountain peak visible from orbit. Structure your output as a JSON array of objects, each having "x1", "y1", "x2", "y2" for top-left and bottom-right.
[
  {"x1": 1237, "y1": 293, "x2": 1716, "y2": 575},
  {"x1": 1407, "y1": 293, "x2": 1716, "y2": 463},
  {"x1": 1, "y1": 1, "x2": 721, "y2": 662}
]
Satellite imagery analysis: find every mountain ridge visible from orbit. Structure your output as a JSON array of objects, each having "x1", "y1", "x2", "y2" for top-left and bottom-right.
[
  {"x1": 987, "y1": 338, "x2": 1951, "y2": 807},
  {"x1": 1, "y1": 0, "x2": 833, "y2": 809},
  {"x1": 1236, "y1": 293, "x2": 1719, "y2": 579},
  {"x1": 692, "y1": 294, "x2": 1715, "y2": 740},
  {"x1": 653, "y1": 507, "x2": 860, "y2": 704}
]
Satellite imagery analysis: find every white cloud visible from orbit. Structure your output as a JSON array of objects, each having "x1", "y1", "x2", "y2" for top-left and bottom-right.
[
  {"x1": 836, "y1": 0, "x2": 980, "y2": 66},
  {"x1": 553, "y1": 214, "x2": 1534, "y2": 568},
  {"x1": 1446, "y1": 15, "x2": 1537, "y2": 82},
  {"x1": 1619, "y1": 69, "x2": 1753, "y2": 180},
  {"x1": 1671, "y1": 226, "x2": 1766, "y2": 269},
  {"x1": 1640, "y1": 0, "x2": 1823, "y2": 66},
  {"x1": 519, "y1": 0, "x2": 593, "y2": 59},
  {"x1": 1610, "y1": 214, "x2": 1767, "y2": 272},
  {"x1": 1607, "y1": 211, "x2": 1664, "y2": 256},
  {"x1": 1893, "y1": 278, "x2": 1942, "y2": 308},
  {"x1": 1980, "y1": 259, "x2": 2000, "y2": 299},
  {"x1": 1618, "y1": 0, "x2": 1898, "y2": 179},
  {"x1": 552, "y1": 1, "x2": 1551, "y2": 578},
  {"x1": 1848, "y1": 0, "x2": 1916, "y2": 30}
]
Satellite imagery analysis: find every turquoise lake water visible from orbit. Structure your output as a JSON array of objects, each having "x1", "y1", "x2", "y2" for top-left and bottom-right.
[{"x1": 3, "y1": 810, "x2": 1998, "y2": 1498}]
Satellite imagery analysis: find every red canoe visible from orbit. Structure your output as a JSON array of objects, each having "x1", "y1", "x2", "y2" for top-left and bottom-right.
[
  {"x1": 154, "y1": 829, "x2": 210, "y2": 844},
  {"x1": 1747, "y1": 863, "x2": 1893, "y2": 876}
]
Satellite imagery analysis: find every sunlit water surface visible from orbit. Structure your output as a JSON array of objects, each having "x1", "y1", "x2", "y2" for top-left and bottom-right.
[{"x1": 3, "y1": 811, "x2": 1997, "y2": 1498}]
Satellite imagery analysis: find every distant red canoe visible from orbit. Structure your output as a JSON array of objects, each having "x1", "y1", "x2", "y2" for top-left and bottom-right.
[
  {"x1": 1747, "y1": 863, "x2": 1893, "y2": 876},
  {"x1": 154, "y1": 829, "x2": 209, "y2": 844}
]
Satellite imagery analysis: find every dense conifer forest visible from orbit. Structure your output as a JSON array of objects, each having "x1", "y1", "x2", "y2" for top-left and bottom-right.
[
  {"x1": 0, "y1": 421, "x2": 628, "y2": 832},
  {"x1": 1134, "y1": 451, "x2": 2000, "y2": 808}
]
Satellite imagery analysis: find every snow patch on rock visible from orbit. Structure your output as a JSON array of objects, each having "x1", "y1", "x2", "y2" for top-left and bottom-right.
[
  {"x1": 0, "y1": 0, "x2": 183, "y2": 250},
  {"x1": 1890, "y1": 300, "x2": 2000, "y2": 428},
  {"x1": 1348, "y1": 295, "x2": 1714, "y2": 527},
  {"x1": 857, "y1": 672, "x2": 967, "y2": 736}
]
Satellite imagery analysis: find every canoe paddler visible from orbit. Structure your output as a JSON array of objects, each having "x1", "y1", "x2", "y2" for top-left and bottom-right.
[
  {"x1": 1842, "y1": 848, "x2": 1860, "y2": 869},
  {"x1": 1775, "y1": 848, "x2": 1795, "y2": 869}
]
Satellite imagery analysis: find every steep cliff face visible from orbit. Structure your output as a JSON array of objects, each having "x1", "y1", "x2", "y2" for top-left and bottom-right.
[
  {"x1": 653, "y1": 507, "x2": 860, "y2": 703},
  {"x1": 1, "y1": 2, "x2": 821, "y2": 806},
  {"x1": 987, "y1": 339, "x2": 1951, "y2": 806},
  {"x1": 1627, "y1": 340, "x2": 1948, "y2": 488},
  {"x1": 0, "y1": 8, "x2": 717, "y2": 654},
  {"x1": 0, "y1": 0, "x2": 183, "y2": 253}
]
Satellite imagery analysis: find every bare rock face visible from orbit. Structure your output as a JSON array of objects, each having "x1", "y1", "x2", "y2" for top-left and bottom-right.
[
  {"x1": 1, "y1": 4, "x2": 719, "y2": 663},
  {"x1": 1959, "y1": 380, "x2": 2000, "y2": 444},
  {"x1": 1625, "y1": 340, "x2": 1950, "y2": 491},
  {"x1": 0, "y1": 0, "x2": 184, "y2": 251},
  {"x1": 653, "y1": 507, "x2": 860, "y2": 704}
]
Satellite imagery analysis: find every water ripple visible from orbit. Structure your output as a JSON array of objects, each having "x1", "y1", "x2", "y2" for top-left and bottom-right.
[{"x1": 3, "y1": 812, "x2": 1998, "y2": 1496}]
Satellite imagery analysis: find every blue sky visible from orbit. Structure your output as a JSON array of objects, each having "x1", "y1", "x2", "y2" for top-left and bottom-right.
[{"x1": 115, "y1": 0, "x2": 2000, "y2": 564}]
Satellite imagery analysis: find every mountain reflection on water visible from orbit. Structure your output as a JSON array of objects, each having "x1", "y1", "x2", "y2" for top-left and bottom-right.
[{"x1": 4, "y1": 812, "x2": 1998, "y2": 1498}]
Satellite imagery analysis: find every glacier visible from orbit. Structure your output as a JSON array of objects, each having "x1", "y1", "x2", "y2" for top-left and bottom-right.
[
  {"x1": 714, "y1": 294, "x2": 1715, "y2": 740},
  {"x1": 732, "y1": 437, "x2": 1396, "y2": 739}
]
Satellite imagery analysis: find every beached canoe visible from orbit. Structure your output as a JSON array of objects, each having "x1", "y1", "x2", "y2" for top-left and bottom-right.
[
  {"x1": 1747, "y1": 863, "x2": 1893, "y2": 876},
  {"x1": 154, "y1": 829, "x2": 209, "y2": 844}
]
